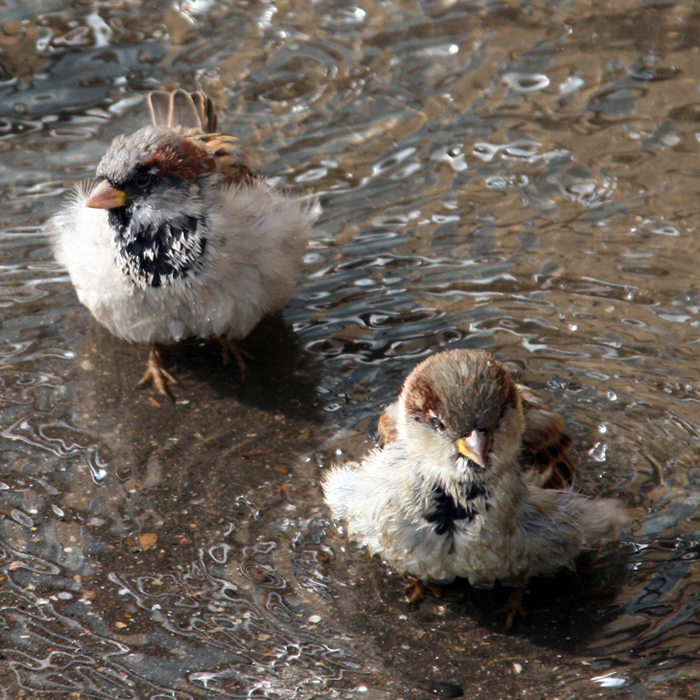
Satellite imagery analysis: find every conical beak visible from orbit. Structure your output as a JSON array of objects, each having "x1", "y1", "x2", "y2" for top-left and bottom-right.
[
  {"x1": 86, "y1": 179, "x2": 127, "y2": 209},
  {"x1": 455, "y1": 429, "x2": 492, "y2": 468}
]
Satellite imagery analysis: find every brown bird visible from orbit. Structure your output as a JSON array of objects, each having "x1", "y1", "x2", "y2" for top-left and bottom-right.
[
  {"x1": 323, "y1": 349, "x2": 629, "y2": 621},
  {"x1": 50, "y1": 89, "x2": 317, "y2": 400}
]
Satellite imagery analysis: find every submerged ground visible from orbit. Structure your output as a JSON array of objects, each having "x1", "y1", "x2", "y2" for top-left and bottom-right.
[{"x1": 1, "y1": 0, "x2": 700, "y2": 698}]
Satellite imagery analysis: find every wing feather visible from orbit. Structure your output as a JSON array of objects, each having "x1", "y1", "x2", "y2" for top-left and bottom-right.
[{"x1": 517, "y1": 384, "x2": 576, "y2": 489}]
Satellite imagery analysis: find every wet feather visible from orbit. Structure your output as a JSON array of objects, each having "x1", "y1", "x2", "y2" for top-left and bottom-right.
[{"x1": 323, "y1": 349, "x2": 629, "y2": 588}]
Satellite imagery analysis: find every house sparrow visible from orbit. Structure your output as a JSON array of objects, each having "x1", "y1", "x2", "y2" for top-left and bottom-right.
[
  {"x1": 50, "y1": 89, "x2": 317, "y2": 399},
  {"x1": 323, "y1": 349, "x2": 629, "y2": 613}
]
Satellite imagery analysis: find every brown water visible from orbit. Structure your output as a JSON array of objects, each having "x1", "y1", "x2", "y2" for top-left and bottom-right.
[{"x1": 1, "y1": 0, "x2": 700, "y2": 698}]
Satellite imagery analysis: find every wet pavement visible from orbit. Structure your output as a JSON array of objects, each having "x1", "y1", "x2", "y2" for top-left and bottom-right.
[{"x1": 2, "y1": 0, "x2": 700, "y2": 698}]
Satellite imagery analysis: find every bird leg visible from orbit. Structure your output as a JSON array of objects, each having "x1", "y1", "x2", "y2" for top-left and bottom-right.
[
  {"x1": 214, "y1": 335, "x2": 253, "y2": 378},
  {"x1": 405, "y1": 578, "x2": 443, "y2": 604},
  {"x1": 499, "y1": 587, "x2": 527, "y2": 632},
  {"x1": 137, "y1": 345, "x2": 180, "y2": 402}
]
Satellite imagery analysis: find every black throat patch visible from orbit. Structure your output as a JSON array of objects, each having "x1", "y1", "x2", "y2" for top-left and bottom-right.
[
  {"x1": 110, "y1": 206, "x2": 207, "y2": 289},
  {"x1": 425, "y1": 482, "x2": 487, "y2": 536}
]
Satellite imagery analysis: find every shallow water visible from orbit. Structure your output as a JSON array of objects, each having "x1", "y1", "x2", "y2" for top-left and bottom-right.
[{"x1": 1, "y1": 0, "x2": 700, "y2": 697}]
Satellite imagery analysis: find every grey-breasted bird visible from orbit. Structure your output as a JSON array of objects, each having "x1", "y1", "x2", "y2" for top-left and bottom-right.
[
  {"x1": 50, "y1": 89, "x2": 317, "y2": 399},
  {"x1": 323, "y1": 349, "x2": 628, "y2": 610}
]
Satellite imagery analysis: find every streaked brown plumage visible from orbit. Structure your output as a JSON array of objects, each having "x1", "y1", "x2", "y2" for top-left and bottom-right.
[
  {"x1": 377, "y1": 368, "x2": 575, "y2": 490},
  {"x1": 324, "y1": 348, "x2": 629, "y2": 619},
  {"x1": 517, "y1": 384, "x2": 575, "y2": 489},
  {"x1": 148, "y1": 90, "x2": 257, "y2": 188}
]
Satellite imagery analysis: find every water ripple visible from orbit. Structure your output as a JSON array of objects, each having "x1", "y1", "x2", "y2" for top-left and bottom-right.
[{"x1": 1, "y1": 0, "x2": 700, "y2": 698}]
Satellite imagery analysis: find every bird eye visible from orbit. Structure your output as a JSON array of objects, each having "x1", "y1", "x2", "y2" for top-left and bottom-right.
[
  {"x1": 134, "y1": 172, "x2": 152, "y2": 188},
  {"x1": 430, "y1": 416, "x2": 446, "y2": 432}
]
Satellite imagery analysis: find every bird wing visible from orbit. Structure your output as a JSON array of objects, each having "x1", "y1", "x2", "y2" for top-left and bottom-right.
[
  {"x1": 517, "y1": 384, "x2": 576, "y2": 489},
  {"x1": 195, "y1": 133, "x2": 257, "y2": 186},
  {"x1": 377, "y1": 401, "x2": 399, "y2": 448},
  {"x1": 147, "y1": 90, "x2": 257, "y2": 187}
]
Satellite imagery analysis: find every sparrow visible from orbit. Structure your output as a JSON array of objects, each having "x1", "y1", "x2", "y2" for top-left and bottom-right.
[
  {"x1": 50, "y1": 89, "x2": 317, "y2": 400},
  {"x1": 323, "y1": 349, "x2": 629, "y2": 616}
]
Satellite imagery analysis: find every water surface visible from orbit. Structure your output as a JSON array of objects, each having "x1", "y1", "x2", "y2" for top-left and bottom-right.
[{"x1": 1, "y1": 0, "x2": 700, "y2": 698}]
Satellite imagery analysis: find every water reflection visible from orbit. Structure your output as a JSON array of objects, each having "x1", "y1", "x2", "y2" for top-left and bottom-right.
[{"x1": 1, "y1": 0, "x2": 700, "y2": 698}]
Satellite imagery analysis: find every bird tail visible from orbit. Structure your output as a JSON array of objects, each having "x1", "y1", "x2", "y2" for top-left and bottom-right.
[{"x1": 558, "y1": 493, "x2": 631, "y2": 546}]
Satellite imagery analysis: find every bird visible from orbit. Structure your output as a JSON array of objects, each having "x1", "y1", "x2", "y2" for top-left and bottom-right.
[
  {"x1": 49, "y1": 89, "x2": 317, "y2": 400},
  {"x1": 323, "y1": 349, "x2": 629, "y2": 622}
]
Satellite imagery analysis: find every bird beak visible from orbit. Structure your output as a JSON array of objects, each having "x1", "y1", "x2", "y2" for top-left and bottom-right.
[
  {"x1": 86, "y1": 179, "x2": 128, "y2": 209},
  {"x1": 456, "y1": 430, "x2": 492, "y2": 468}
]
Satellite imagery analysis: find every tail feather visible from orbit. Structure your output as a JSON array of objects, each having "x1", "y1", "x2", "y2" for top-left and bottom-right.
[
  {"x1": 571, "y1": 495, "x2": 631, "y2": 545},
  {"x1": 147, "y1": 89, "x2": 218, "y2": 132}
]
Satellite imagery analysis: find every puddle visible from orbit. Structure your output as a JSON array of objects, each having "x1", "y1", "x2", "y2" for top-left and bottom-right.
[{"x1": 1, "y1": 0, "x2": 700, "y2": 698}]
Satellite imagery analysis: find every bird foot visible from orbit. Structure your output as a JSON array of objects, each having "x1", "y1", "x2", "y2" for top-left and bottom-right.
[
  {"x1": 137, "y1": 346, "x2": 181, "y2": 402},
  {"x1": 405, "y1": 578, "x2": 443, "y2": 604},
  {"x1": 215, "y1": 335, "x2": 254, "y2": 378},
  {"x1": 498, "y1": 587, "x2": 526, "y2": 632}
]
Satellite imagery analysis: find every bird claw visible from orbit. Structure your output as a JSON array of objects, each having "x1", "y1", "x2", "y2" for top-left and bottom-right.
[
  {"x1": 137, "y1": 346, "x2": 180, "y2": 402},
  {"x1": 405, "y1": 579, "x2": 443, "y2": 604},
  {"x1": 498, "y1": 587, "x2": 526, "y2": 632},
  {"x1": 215, "y1": 336, "x2": 254, "y2": 378}
]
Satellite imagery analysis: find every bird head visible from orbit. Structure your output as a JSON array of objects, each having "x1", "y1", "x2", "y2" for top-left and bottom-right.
[{"x1": 397, "y1": 349, "x2": 525, "y2": 482}]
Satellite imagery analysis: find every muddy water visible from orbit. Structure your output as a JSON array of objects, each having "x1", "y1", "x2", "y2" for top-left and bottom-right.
[{"x1": 1, "y1": 0, "x2": 700, "y2": 698}]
